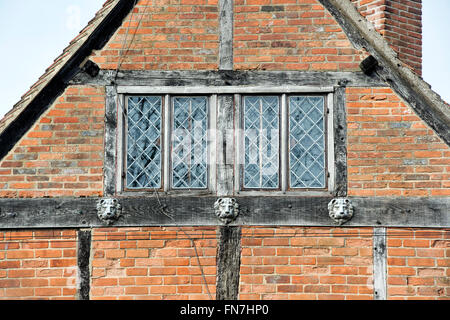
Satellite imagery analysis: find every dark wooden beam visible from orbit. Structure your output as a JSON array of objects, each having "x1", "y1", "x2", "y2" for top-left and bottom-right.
[
  {"x1": 70, "y1": 70, "x2": 387, "y2": 88},
  {"x1": 104, "y1": 86, "x2": 118, "y2": 197},
  {"x1": 216, "y1": 226, "x2": 241, "y2": 300},
  {"x1": 77, "y1": 229, "x2": 92, "y2": 300},
  {"x1": 0, "y1": 196, "x2": 448, "y2": 229},
  {"x1": 333, "y1": 86, "x2": 348, "y2": 197}
]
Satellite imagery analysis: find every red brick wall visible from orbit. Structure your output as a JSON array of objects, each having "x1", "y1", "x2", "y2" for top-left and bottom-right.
[
  {"x1": 0, "y1": 0, "x2": 448, "y2": 302},
  {"x1": 90, "y1": 227, "x2": 217, "y2": 300},
  {"x1": 352, "y1": 0, "x2": 423, "y2": 75},
  {"x1": 240, "y1": 227, "x2": 374, "y2": 300},
  {"x1": 387, "y1": 228, "x2": 449, "y2": 300},
  {"x1": 0, "y1": 230, "x2": 78, "y2": 300},
  {"x1": 0, "y1": 86, "x2": 105, "y2": 198},
  {"x1": 0, "y1": 227, "x2": 448, "y2": 300},
  {"x1": 234, "y1": 0, "x2": 365, "y2": 70},
  {"x1": 90, "y1": 0, "x2": 220, "y2": 70},
  {"x1": 347, "y1": 87, "x2": 450, "y2": 197}
]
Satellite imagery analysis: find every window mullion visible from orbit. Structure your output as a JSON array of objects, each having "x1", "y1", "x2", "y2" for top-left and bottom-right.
[
  {"x1": 281, "y1": 93, "x2": 288, "y2": 192},
  {"x1": 163, "y1": 94, "x2": 170, "y2": 192},
  {"x1": 259, "y1": 99, "x2": 263, "y2": 188},
  {"x1": 234, "y1": 94, "x2": 241, "y2": 194},
  {"x1": 209, "y1": 94, "x2": 217, "y2": 193},
  {"x1": 117, "y1": 94, "x2": 126, "y2": 193}
]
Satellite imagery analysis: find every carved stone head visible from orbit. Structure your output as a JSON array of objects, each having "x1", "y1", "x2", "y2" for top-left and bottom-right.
[
  {"x1": 214, "y1": 198, "x2": 239, "y2": 224},
  {"x1": 97, "y1": 198, "x2": 122, "y2": 225},
  {"x1": 328, "y1": 198, "x2": 354, "y2": 225}
]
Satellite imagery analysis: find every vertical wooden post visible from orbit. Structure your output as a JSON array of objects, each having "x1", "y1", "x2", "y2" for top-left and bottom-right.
[
  {"x1": 77, "y1": 229, "x2": 92, "y2": 300},
  {"x1": 333, "y1": 86, "x2": 348, "y2": 197},
  {"x1": 216, "y1": 95, "x2": 235, "y2": 196},
  {"x1": 216, "y1": 4, "x2": 241, "y2": 297},
  {"x1": 104, "y1": 85, "x2": 118, "y2": 196},
  {"x1": 373, "y1": 227, "x2": 387, "y2": 300},
  {"x1": 219, "y1": 0, "x2": 233, "y2": 70},
  {"x1": 216, "y1": 226, "x2": 242, "y2": 300}
]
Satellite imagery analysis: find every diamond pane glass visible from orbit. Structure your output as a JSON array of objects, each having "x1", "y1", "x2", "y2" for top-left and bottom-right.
[
  {"x1": 172, "y1": 97, "x2": 208, "y2": 189},
  {"x1": 243, "y1": 96, "x2": 279, "y2": 189},
  {"x1": 289, "y1": 96, "x2": 325, "y2": 188},
  {"x1": 127, "y1": 96, "x2": 162, "y2": 189}
]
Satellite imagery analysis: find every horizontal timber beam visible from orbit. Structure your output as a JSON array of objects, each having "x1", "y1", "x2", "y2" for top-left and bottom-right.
[
  {"x1": 70, "y1": 70, "x2": 387, "y2": 88},
  {"x1": 0, "y1": 196, "x2": 448, "y2": 229}
]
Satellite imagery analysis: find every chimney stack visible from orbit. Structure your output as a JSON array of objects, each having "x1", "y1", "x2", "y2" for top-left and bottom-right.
[{"x1": 352, "y1": 0, "x2": 423, "y2": 75}]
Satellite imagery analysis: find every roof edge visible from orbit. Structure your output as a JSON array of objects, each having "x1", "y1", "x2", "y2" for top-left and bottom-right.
[
  {"x1": 319, "y1": 0, "x2": 450, "y2": 146},
  {"x1": 0, "y1": 0, "x2": 136, "y2": 161}
]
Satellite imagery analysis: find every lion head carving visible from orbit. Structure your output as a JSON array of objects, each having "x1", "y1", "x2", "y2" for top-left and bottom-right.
[
  {"x1": 96, "y1": 198, "x2": 122, "y2": 224},
  {"x1": 214, "y1": 198, "x2": 239, "y2": 224},
  {"x1": 328, "y1": 198, "x2": 354, "y2": 225}
]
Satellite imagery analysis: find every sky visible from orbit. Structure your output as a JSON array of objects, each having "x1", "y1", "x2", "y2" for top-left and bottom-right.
[{"x1": 0, "y1": 1, "x2": 449, "y2": 119}]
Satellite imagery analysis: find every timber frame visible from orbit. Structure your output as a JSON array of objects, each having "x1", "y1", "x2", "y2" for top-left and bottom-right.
[
  {"x1": 0, "y1": 0, "x2": 448, "y2": 231},
  {"x1": 0, "y1": 196, "x2": 448, "y2": 229},
  {"x1": 112, "y1": 83, "x2": 338, "y2": 197},
  {"x1": 96, "y1": 69, "x2": 371, "y2": 201}
]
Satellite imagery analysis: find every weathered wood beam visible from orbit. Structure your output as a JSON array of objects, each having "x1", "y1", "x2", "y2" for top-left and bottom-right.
[
  {"x1": 104, "y1": 86, "x2": 118, "y2": 196},
  {"x1": 373, "y1": 227, "x2": 387, "y2": 300},
  {"x1": 77, "y1": 229, "x2": 92, "y2": 300},
  {"x1": 216, "y1": 95, "x2": 235, "y2": 196},
  {"x1": 333, "y1": 86, "x2": 347, "y2": 197},
  {"x1": 70, "y1": 70, "x2": 387, "y2": 88},
  {"x1": 0, "y1": 196, "x2": 448, "y2": 229},
  {"x1": 216, "y1": 226, "x2": 241, "y2": 300},
  {"x1": 219, "y1": 0, "x2": 233, "y2": 70}
]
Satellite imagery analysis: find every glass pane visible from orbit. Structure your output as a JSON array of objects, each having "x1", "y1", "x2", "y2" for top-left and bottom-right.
[
  {"x1": 172, "y1": 96, "x2": 208, "y2": 189},
  {"x1": 243, "y1": 96, "x2": 280, "y2": 189},
  {"x1": 289, "y1": 96, "x2": 325, "y2": 188},
  {"x1": 127, "y1": 96, "x2": 162, "y2": 189}
]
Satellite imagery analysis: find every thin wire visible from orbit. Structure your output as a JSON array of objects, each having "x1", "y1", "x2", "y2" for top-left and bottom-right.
[
  {"x1": 150, "y1": 189, "x2": 213, "y2": 299},
  {"x1": 113, "y1": 0, "x2": 139, "y2": 84},
  {"x1": 179, "y1": 229, "x2": 213, "y2": 300}
]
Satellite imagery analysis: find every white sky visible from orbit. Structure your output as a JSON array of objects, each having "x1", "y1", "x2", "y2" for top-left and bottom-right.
[{"x1": 0, "y1": 1, "x2": 448, "y2": 119}]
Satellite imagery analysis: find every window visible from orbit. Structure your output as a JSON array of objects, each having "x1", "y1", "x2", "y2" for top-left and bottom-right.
[
  {"x1": 171, "y1": 96, "x2": 209, "y2": 189},
  {"x1": 288, "y1": 96, "x2": 326, "y2": 189},
  {"x1": 242, "y1": 95, "x2": 280, "y2": 190},
  {"x1": 123, "y1": 95, "x2": 213, "y2": 192},
  {"x1": 126, "y1": 96, "x2": 162, "y2": 189},
  {"x1": 236, "y1": 94, "x2": 330, "y2": 194},
  {"x1": 117, "y1": 87, "x2": 334, "y2": 195}
]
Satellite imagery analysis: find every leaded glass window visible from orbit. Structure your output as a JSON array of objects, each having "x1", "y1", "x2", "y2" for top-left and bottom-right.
[
  {"x1": 241, "y1": 94, "x2": 327, "y2": 191},
  {"x1": 172, "y1": 96, "x2": 208, "y2": 189},
  {"x1": 122, "y1": 90, "x2": 331, "y2": 194},
  {"x1": 126, "y1": 96, "x2": 162, "y2": 189},
  {"x1": 243, "y1": 96, "x2": 280, "y2": 189},
  {"x1": 289, "y1": 96, "x2": 326, "y2": 189}
]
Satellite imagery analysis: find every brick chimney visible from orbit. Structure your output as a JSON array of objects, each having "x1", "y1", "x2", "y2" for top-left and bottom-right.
[{"x1": 352, "y1": 0, "x2": 423, "y2": 75}]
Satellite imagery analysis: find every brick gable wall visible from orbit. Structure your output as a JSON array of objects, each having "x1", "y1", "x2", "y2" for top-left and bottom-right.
[
  {"x1": 90, "y1": 0, "x2": 220, "y2": 71},
  {"x1": 0, "y1": 86, "x2": 105, "y2": 198},
  {"x1": 234, "y1": 0, "x2": 365, "y2": 71},
  {"x1": 347, "y1": 87, "x2": 450, "y2": 197},
  {"x1": 0, "y1": 0, "x2": 448, "y2": 301},
  {"x1": 351, "y1": 0, "x2": 423, "y2": 75}
]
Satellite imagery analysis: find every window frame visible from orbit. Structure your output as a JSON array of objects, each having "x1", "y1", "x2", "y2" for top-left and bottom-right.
[
  {"x1": 117, "y1": 93, "x2": 217, "y2": 196},
  {"x1": 116, "y1": 86, "x2": 335, "y2": 197},
  {"x1": 234, "y1": 91, "x2": 335, "y2": 197}
]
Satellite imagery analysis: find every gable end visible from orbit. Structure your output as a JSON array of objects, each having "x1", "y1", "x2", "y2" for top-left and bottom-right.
[{"x1": 0, "y1": 0, "x2": 135, "y2": 161}]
